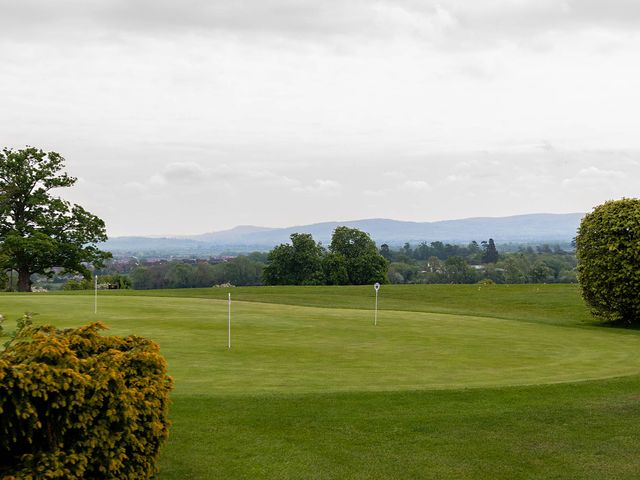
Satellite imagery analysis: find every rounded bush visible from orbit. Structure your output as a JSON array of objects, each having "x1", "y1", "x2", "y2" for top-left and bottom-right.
[
  {"x1": 576, "y1": 198, "x2": 640, "y2": 325},
  {"x1": 0, "y1": 322, "x2": 173, "y2": 479}
]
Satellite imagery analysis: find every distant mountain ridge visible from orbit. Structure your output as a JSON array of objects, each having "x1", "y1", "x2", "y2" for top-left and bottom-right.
[
  {"x1": 103, "y1": 213, "x2": 584, "y2": 254},
  {"x1": 187, "y1": 225, "x2": 276, "y2": 243}
]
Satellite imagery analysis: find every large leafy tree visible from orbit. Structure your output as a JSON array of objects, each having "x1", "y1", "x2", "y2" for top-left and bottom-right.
[
  {"x1": 0, "y1": 147, "x2": 111, "y2": 291},
  {"x1": 262, "y1": 233, "x2": 325, "y2": 285},
  {"x1": 321, "y1": 252, "x2": 349, "y2": 285},
  {"x1": 263, "y1": 227, "x2": 388, "y2": 286},
  {"x1": 328, "y1": 226, "x2": 388, "y2": 285},
  {"x1": 576, "y1": 198, "x2": 640, "y2": 325}
]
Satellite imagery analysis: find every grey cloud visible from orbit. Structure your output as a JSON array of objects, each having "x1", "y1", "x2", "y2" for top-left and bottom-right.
[
  {"x1": 450, "y1": 0, "x2": 640, "y2": 43},
  {"x1": 102, "y1": 0, "x2": 373, "y2": 36},
  {"x1": 0, "y1": 0, "x2": 418, "y2": 39},
  {"x1": 3, "y1": 0, "x2": 640, "y2": 46},
  {"x1": 145, "y1": 161, "x2": 304, "y2": 190},
  {"x1": 561, "y1": 166, "x2": 626, "y2": 189},
  {"x1": 561, "y1": 0, "x2": 640, "y2": 27},
  {"x1": 161, "y1": 162, "x2": 208, "y2": 184},
  {"x1": 147, "y1": 161, "x2": 219, "y2": 187},
  {"x1": 293, "y1": 179, "x2": 341, "y2": 195},
  {"x1": 403, "y1": 180, "x2": 431, "y2": 191}
]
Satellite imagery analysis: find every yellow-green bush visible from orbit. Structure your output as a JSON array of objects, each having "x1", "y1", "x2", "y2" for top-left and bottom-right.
[{"x1": 0, "y1": 322, "x2": 173, "y2": 479}]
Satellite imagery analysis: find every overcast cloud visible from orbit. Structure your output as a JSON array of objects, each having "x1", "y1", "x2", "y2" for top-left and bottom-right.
[
  {"x1": 1, "y1": 0, "x2": 638, "y2": 236},
  {"x1": 5, "y1": 1, "x2": 640, "y2": 41}
]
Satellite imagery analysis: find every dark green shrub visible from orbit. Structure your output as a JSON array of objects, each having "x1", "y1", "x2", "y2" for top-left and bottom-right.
[
  {"x1": 0, "y1": 322, "x2": 173, "y2": 479},
  {"x1": 576, "y1": 198, "x2": 640, "y2": 325}
]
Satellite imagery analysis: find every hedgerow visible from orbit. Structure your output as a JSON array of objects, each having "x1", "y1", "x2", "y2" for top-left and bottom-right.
[{"x1": 0, "y1": 321, "x2": 173, "y2": 479}]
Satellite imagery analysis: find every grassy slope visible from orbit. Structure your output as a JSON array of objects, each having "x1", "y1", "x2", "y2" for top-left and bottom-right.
[
  {"x1": 2, "y1": 291, "x2": 638, "y2": 393},
  {"x1": 2, "y1": 285, "x2": 640, "y2": 479},
  {"x1": 163, "y1": 377, "x2": 640, "y2": 479},
  {"x1": 63, "y1": 283, "x2": 593, "y2": 326}
]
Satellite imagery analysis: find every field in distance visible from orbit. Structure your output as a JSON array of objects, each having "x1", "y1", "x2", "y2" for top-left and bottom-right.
[{"x1": 2, "y1": 284, "x2": 640, "y2": 479}]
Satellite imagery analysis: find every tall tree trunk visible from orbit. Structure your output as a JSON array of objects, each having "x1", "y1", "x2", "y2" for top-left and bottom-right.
[{"x1": 17, "y1": 269, "x2": 32, "y2": 292}]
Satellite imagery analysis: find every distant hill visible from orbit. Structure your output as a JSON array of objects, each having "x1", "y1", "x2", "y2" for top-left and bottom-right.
[
  {"x1": 102, "y1": 236, "x2": 208, "y2": 254},
  {"x1": 188, "y1": 225, "x2": 276, "y2": 243},
  {"x1": 103, "y1": 213, "x2": 584, "y2": 255}
]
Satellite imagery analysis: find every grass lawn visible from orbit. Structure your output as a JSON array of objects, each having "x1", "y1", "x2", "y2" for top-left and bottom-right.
[{"x1": 2, "y1": 284, "x2": 640, "y2": 478}]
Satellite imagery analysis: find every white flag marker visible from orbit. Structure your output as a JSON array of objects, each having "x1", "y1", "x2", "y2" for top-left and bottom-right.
[
  {"x1": 94, "y1": 275, "x2": 98, "y2": 314},
  {"x1": 374, "y1": 282, "x2": 380, "y2": 326},
  {"x1": 228, "y1": 292, "x2": 231, "y2": 349}
]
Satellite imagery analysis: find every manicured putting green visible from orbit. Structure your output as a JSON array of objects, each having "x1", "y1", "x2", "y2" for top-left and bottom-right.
[
  {"x1": 2, "y1": 292, "x2": 639, "y2": 394},
  {"x1": 3, "y1": 286, "x2": 640, "y2": 479}
]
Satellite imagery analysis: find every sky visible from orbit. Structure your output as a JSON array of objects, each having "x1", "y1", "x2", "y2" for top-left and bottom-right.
[{"x1": 1, "y1": 0, "x2": 639, "y2": 236}]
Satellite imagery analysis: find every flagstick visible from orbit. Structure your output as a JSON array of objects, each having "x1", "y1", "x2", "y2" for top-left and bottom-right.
[
  {"x1": 374, "y1": 289, "x2": 378, "y2": 326},
  {"x1": 374, "y1": 282, "x2": 380, "y2": 326},
  {"x1": 228, "y1": 292, "x2": 231, "y2": 349},
  {"x1": 94, "y1": 275, "x2": 98, "y2": 314}
]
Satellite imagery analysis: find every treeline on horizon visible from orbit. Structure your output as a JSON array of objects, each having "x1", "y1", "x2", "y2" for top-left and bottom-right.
[
  {"x1": 74, "y1": 227, "x2": 578, "y2": 290},
  {"x1": 383, "y1": 239, "x2": 576, "y2": 285}
]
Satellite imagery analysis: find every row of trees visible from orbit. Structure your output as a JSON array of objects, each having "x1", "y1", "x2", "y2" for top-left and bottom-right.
[
  {"x1": 386, "y1": 243, "x2": 577, "y2": 285},
  {"x1": 129, "y1": 255, "x2": 265, "y2": 290},
  {"x1": 380, "y1": 238, "x2": 499, "y2": 263},
  {"x1": 262, "y1": 227, "x2": 388, "y2": 285},
  {"x1": 58, "y1": 239, "x2": 574, "y2": 290}
]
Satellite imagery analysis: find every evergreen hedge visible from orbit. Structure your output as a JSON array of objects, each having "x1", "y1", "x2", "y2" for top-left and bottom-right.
[{"x1": 0, "y1": 321, "x2": 173, "y2": 479}]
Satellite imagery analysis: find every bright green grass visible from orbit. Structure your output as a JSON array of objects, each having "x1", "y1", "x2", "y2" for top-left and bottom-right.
[
  {"x1": 2, "y1": 285, "x2": 640, "y2": 479},
  {"x1": 162, "y1": 377, "x2": 640, "y2": 479},
  {"x1": 2, "y1": 291, "x2": 638, "y2": 393},
  {"x1": 70, "y1": 283, "x2": 593, "y2": 327}
]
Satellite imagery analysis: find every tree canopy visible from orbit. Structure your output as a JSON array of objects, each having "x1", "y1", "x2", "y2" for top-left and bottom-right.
[
  {"x1": 576, "y1": 198, "x2": 640, "y2": 325},
  {"x1": 0, "y1": 147, "x2": 111, "y2": 291},
  {"x1": 481, "y1": 238, "x2": 499, "y2": 263},
  {"x1": 261, "y1": 233, "x2": 325, "y2": 285},
  {"x1": 327, "y1": 227, "x2": 387, "y2": 285},
  {"x1": 263, "y1": 227, "x2": 388, "y2": 286}
]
